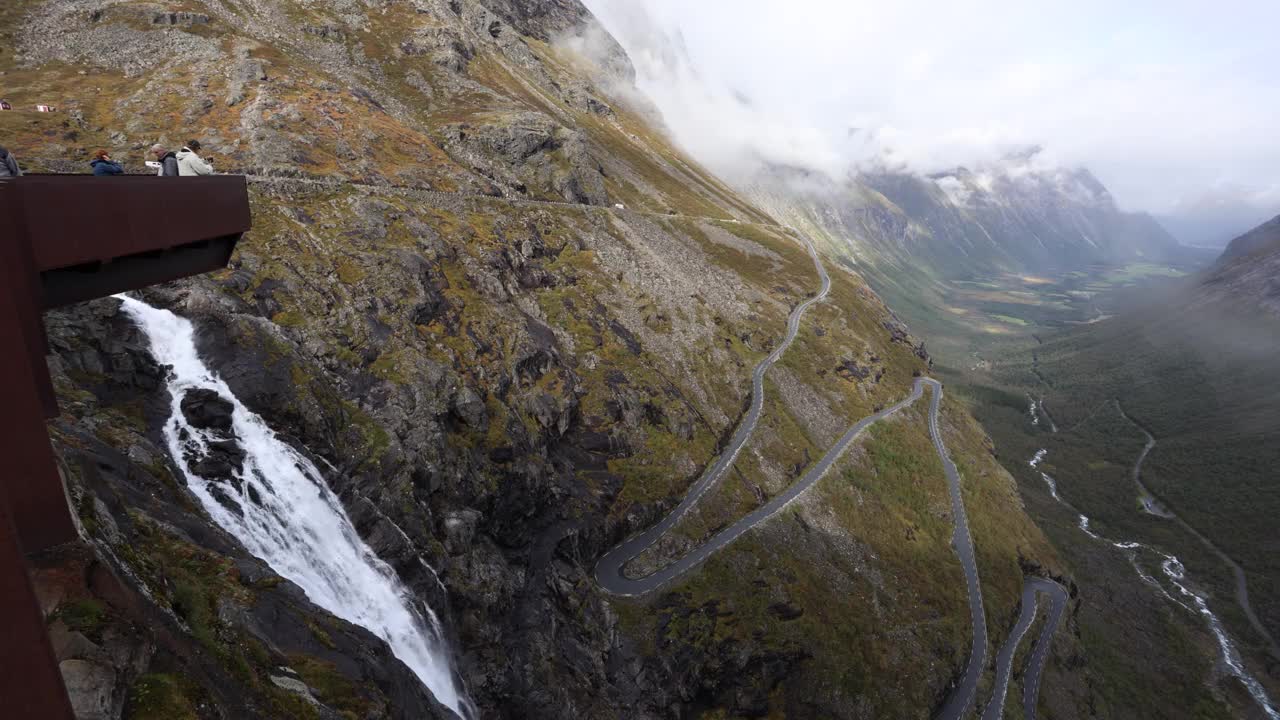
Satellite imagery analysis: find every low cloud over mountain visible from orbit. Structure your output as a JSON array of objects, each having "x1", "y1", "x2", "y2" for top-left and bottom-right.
[{"x1": 583, "y1": 0, "x2": 1280, "y2": 233}]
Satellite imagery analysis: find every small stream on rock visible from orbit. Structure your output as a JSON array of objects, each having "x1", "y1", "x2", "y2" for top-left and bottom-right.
[
  {"x1": 119, "y1": 296, "x2": 474, "y2": 719},
  {"x1": 1028, "y1": 442, "x2": 1278, "y2": 719}
]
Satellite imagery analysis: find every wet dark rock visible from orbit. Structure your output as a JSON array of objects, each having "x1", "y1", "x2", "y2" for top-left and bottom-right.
[
  {"x1": 43, "y1": 298, "x2": 167, "y2": 416},
  {"x1": 574, "y1": 429, "x2": 615, "y2": 454},
  {"x1": 206, "y1": 484, "x2": 245, "y2": 516},
  {"x1": 181, "y1": 389, "x2": 235, "y2": 432},
  {"x1": 188, "y1": 437, "x2": 246, "y2": 482}
]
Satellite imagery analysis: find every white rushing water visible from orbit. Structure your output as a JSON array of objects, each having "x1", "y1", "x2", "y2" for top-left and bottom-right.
[
  {"x1": 118, "y1": 297, "x2": 474, "y2": 719},
  {"x1": 1027, "y1": 396, "x2": 1059, "y2": 433},
  {"x1": 1027, "y1": 433, "x2": 1277, "y2": 718}
]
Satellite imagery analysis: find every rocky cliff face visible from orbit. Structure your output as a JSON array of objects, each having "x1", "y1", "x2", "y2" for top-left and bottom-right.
[{"x1": 5, "y1": 1, "x2": 1059, "y2": 718}]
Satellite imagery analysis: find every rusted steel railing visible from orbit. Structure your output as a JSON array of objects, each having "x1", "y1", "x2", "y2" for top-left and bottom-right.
[{"x1": 0, "y1": 174, "x2": 251, "y2": 720}]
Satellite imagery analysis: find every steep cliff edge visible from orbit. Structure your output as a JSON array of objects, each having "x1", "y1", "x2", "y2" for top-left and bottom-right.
[{"x1": 5, "y1": 1, "x2": 1059, "y2": 717}]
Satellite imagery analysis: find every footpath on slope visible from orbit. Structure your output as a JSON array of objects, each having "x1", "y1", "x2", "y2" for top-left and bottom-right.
[
  {"x1": 241, "y1": 173, "x2": 781, "y2": 228},
  {"x1": 588, "y1": 234, "x2": 1067, "y2": 719}
]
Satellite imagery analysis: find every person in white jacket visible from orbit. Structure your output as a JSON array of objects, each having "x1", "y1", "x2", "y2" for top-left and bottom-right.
[{"x1": 176, "y1": 140, "x2": 214, "y2": 176}]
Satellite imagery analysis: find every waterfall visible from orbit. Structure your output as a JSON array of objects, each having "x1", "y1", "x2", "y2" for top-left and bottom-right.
[{"x1": 118, "y1": 296, "x2": 474, "y2": 719}]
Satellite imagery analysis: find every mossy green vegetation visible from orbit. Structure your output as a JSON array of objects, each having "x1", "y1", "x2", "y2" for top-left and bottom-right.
[
  {"x1": 289, "y1": 654, "x2": 372, "y2": 720},
  {"x1": 120, "y1": 513, "x2": 252, "y2": 651},
  {"x1": 335, "y1": 258, "x2": 367, "y2": 285},
  {"x1": 124, "y1": 674, "x2": 202, "y2": 720},
  {"x1": 53, "y1": 598, "x2": 110, "y2": 639}
]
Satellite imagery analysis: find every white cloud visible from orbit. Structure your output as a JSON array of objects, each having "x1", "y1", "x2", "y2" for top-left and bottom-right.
[{"x1": 581, "y1": 0, "x2": 1280, "y2": 222}]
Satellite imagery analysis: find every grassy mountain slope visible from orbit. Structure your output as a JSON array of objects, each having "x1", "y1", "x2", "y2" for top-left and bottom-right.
[{"x1": 5, "y1": 1, "x2": 1060, "y2": 718}]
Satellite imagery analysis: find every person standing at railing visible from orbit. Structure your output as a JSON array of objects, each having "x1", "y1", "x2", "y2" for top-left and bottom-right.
[
  {"x1": 90, "y1": 149, "x2": 124, "y2": 176},
  {"x1": 149, "y1": 144, "x2": 180, "y2": 177},
  {"x1": 0, "y1": 145, "x2": 21, "y2": 177},
  {"x1": 176, "y1": 140, "x2": 214, "y2": 176}
]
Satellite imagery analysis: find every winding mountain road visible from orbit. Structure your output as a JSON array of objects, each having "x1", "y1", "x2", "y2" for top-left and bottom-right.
[
  {"x1": 593, "y1": 234, "x2": 1067, "y2": 718},
  {"x1": 595, "y1": 378, "x2": 929, "y2": 596},
  {"x1": 1020, "y1": 580, "x2": 1068, "y2": 720},
  {"x1": 978, "y1": 578, "x2": 1068, "y2": 720},
  {"x1": 930, "y1": 378, "x2": 989, "y2": 720},
  {"x1": 595, "y1": 233, "x2": 836, "y2": 596}
]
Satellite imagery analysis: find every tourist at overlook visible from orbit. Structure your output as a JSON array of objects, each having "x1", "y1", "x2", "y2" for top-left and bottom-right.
[
  {"x1": 90, "y1": 149, "x2": 124, "y2": 176},
  {"x1": 150, "y1": 145, "x2": 179, "y2": 176},
  {"x1": 0, "y1": 144, "x2": 22, "y2": 177},
  {"x1": 176, "y1": 140, "x2": 214, "y2": 176}
]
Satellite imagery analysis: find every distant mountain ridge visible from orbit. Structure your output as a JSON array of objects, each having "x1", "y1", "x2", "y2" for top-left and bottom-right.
[
  {"x1": 748, "y1": 154, "x2": 1186, "y2": 284},
  {"x1": 1217, "y1": 213, "x2": 1280, "y2": 262},
  {"x1": 1199, "y1": 213, "x2": 1280, "y2": 317}
]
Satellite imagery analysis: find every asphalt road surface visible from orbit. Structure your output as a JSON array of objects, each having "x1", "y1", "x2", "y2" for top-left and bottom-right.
[
  {"x1": 593, "y1": 240, "x2": 1066, "y2": 718},
  {"x1": 595, "y1": 231, "x2": 833, "y2": 596},
  {"x1": 1020, "y1": 579, "x2": 1068, "y2": 720},
  {"x1": 978, "y1": 578, "x2": 1068, "y2": 720}
]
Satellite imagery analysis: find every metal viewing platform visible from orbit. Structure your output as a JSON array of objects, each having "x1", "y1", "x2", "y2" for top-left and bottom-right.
[{"x1": 0, "y1": 175, "x2": 251, "y2": 719}]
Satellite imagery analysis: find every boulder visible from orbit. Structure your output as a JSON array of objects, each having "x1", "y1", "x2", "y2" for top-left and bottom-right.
[
  {"x1": 452, "y1": 386, "x2": 488, "y2": 428},
  {"x1": 443, "y1": 510, "x2": 481, "y2": 555},
  {"x1": 60, "y1": 659, "x2": 117, "y2": 720},
  {"x1": 180, "y1": 389, "x2": 236, "y2": 432}
]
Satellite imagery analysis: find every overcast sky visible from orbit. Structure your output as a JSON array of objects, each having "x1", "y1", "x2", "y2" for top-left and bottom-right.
[{"x1": 582, "y1": 0, "x2": 1280, "y2": 242}]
